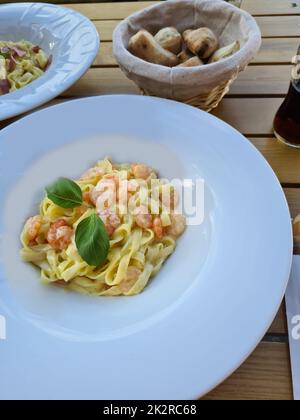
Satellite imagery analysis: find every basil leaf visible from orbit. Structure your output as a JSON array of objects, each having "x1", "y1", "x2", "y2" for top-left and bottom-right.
[
  {"x1": 75, "y1": 213, "x2": 110, "y2": 266},
  {"x1": 46, "y1": 177, "x2": 83, "y2": 209}
]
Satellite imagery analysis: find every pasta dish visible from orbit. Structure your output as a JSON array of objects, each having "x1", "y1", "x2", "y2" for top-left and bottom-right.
[
  {"x1": 0, "y1": 40, "x2": 50, "y2": 95},
  {"x1": 20, "y1": 158, "x2": 186, "y2": 296}
]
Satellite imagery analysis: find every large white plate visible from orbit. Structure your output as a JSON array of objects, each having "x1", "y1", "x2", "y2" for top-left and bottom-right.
[
  {"x1": 0, "y1": 3, "x2": 99, "y2": 121},
  {"x1": 0, "y1": 96, "x2": 292, "y2": 400}
]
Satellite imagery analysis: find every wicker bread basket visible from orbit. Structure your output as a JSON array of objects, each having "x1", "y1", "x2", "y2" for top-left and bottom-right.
[{"x1": 113, "y1": 0, "x2": 261, "y2": 112}]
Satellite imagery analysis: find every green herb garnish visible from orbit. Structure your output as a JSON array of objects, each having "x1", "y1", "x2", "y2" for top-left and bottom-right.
[
  {"x1": 45, "y1": 177, "x2": 83, "y2": 209},
  {"x1": 75, "y1": 213, "x2": 110, "y2": 266}
]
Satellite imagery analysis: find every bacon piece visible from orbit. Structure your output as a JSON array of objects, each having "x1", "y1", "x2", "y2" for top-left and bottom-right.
[
  {"x1": 0, "y1": 79, "x2": 10, "y2": 95},
  {"x1": 10, "y1": 46, "x2": 26, "y2": 57},
  {"x1": 45, "y1": 54, "x2": 53, "y2": 71},
  {"x1": 7, "y1": 56, "x2": 16, "y2": 72},
  {"x1": 32, "y1": 45, "x2": 40, "y2": 53}
]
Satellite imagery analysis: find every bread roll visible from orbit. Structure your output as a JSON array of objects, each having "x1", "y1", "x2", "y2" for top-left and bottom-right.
[
  {"x1": 128, "y1": 29, "x2": 179, "y2": 67},
  {"x1": 154, "y1": 27, "x2": 182, "y2": 54},
  {"x1": 183, "y1": 28, "x2": 218, "y2": 59}
]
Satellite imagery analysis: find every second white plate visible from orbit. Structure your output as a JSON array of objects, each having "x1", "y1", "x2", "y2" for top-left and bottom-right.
[{"x1": 0, "y1": 2, "x2": 99, "y2": 121}]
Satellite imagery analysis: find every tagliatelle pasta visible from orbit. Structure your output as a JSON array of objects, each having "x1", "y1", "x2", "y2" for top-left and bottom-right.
[
  {"x1": 20, "y1": 158, "x2": 186, "y2": 296},
  {"x1": 0, "y1": 40, "x2": 50, "y2": 94}
]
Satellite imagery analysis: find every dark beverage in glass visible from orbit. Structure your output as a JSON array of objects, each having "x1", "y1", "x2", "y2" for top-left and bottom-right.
[{"x1": 273, "y1": 48, "x2": 300, "y2": 148}]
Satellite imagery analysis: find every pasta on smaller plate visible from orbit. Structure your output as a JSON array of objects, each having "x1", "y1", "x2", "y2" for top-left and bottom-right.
[
  {"x1": 0, "y1": 40, "x2": 50, "y2": 95},
  {"x1": 20, "y1": 158, "x2": 186, "y2": 296}
]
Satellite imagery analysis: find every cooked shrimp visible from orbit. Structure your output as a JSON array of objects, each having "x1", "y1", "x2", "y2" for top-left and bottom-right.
[
  {"x1": 131, "y1": 164, "x2": 151, "y2": 180},
  {"x1": 98, "y1": 209, "x2": 121, "y2": 237},
  {"x1": 134, "y1": 205, "x2": 153, "y2": 229},
  {"x1": 165, "y1": 214, "x2": 186, "y2": 238},
  {"x1": 127, "y1": 179, "x2": 138, "y2": 193},
  {"x1": 54, "y1": 279, "x2": 67, "y2": 287},
  {"x1": 122, "y1": 179, "x2": 139, "y2": 203},
  {"x1": 153, "y1": 217, "x2": 163, "y2": 240},
  {"x1": 80, "y1": 167, "x2": 104, "y2": 180},
  {"x1": 119, "y1": 266, "x2": 142, "y2": 293},
  {"x1": 106, "y1": 174, "x2": 120, "y2": 186},
  {"x1": 161, "y1": 186, "x2": 179, "y2": 210},
  {"x1": 91, "y1": 178, "x2": 117, "y2": 208},
  {"x1": 25, "y1": 215, "x2": 42, "y2": 243},
  {"x1": 82, "y1": 191, "x2": 93, "y2": 205},
  {"x1": 46, "y1": 219, "x2": 73, "y2": 251}
]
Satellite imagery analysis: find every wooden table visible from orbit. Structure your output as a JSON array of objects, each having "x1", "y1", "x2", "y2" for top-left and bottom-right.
[{"x1": 4, "y1": 0, "x2": 300, "y2": 400}]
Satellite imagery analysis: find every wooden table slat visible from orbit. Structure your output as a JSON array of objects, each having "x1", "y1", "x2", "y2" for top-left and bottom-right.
[
  {"x1": 65, "y1": 67, "x2": 139, "y2": 96},
  {"x1": 242, "y1": 0, "x2": 300, "y2": 16},
  {"x1": 213, "y1": 98, "x2": 281, "y2": 135},
  {"x1": 67, "y1": 1, "x2": 300, "y2": 19},
  {"x1": 285, "y1": 188, "x2": 300, "y2": 216},
  {"x1": 94, "y1": 20, "x2": 119, "y2": 42},
  {"x1": 203, "y1": 342, "x2": 292, "y2": 400},
  {"x1": 268, "y1": 302, "x2": 287, "y2": 335},
  {"x1": 256, "y1": 16, "x2": 300, "y2": 37},
  {"x1": 256, "y1": 38, "x2": 299, "y2": 64},
  {"x1": 231, "y1": 65, "x2": 291, "y2": 96},
  {"x1": 65, "y1": 2, "x2": 157, "y2": 20}
]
